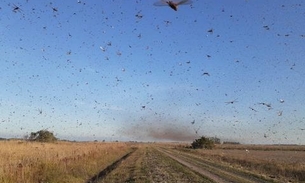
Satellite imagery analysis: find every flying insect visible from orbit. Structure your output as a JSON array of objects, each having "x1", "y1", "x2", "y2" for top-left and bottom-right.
[
  {"x1": 12, "y1": 4, "x2": 21, "y2": 13},
  {"x1": 154, "y1": 0, "x2": 192, "y2": 11}
]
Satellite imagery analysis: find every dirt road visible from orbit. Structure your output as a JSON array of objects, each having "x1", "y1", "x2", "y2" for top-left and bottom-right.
[
  {"x1": 89, "y1": 145, "x2": 277, "y2": 183},
  {"x1": 157, "y1": 147, "x2": 276, "y2": 183}
]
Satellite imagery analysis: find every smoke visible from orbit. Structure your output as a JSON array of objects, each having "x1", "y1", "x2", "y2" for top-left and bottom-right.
[
  {"x1": 147, "y1": 125, "x2": 197, "y2": 141},
  {"x1": 119, "y1": 119, "x2": 198, "y2": 142}
]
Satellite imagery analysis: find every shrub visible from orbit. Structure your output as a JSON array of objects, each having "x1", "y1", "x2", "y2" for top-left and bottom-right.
[
  {"x1": 28, "y1": 130, "x2": 57, "y2": 142},
  {"x1": 191, "y1": 136, "x2": 215, "y2": 149}
]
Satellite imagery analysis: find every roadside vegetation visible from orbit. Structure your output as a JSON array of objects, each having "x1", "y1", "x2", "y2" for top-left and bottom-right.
[{"x1": 191, "y1": 136, "x2": 215, "y2": 149}]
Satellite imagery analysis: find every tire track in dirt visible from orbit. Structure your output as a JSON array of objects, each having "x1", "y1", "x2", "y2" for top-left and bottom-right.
[
  {"x1": 141, "y1": 147, "x2": 212, "y2": 183},
  {"x1": 86, "y1": 148, "x2": 137, "y2": 183},
  {"x1": 96, "y1": 146, "x2": 214, "y2": 183},
  {"x1": 158, "y1": 148, "x2": 227, "y2": 183},
  {"x1": 97, "y1": 146, "x2": 147, "y2": 183},
  {"x1": 158, "y1": 148, "x2": 276, "y2": 183}
]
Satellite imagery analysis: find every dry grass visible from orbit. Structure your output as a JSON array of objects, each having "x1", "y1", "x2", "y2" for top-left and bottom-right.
[
  {"x1": 0, "y1": 140, "x2": 134, "y2": 183},
  {"x1": 176, "y1": 144, "x2": 305, "y2": 182},
  {"x1": 216, "y1": 144, "x2": 305, "y2": 151}
]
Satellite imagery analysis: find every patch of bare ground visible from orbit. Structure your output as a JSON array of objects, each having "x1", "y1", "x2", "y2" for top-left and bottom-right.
[
  {"x1": 158, "y1": 147, "x2": 277, "y2": 183},
  {"x1": 98, "y1": 145, "x2": 213, "y2": 183}
]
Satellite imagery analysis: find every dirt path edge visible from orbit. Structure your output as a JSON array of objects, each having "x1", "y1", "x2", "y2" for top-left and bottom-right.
[
  {"x1": 158, "y1": 148, "x2": 229, "y2": 183},
  {"x1": 86, "y1": 148, "x2": 137, "y2": 183}
]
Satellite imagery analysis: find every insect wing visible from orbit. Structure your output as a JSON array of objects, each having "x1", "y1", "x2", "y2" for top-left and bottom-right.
[{"x1": 177, "y1": 0, "x2": 192, "y2": 5}]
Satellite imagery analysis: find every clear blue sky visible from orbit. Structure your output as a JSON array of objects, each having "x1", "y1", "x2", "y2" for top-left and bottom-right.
[{"x1": 1, "y1": 0, "x2": 304, "y2": 144}]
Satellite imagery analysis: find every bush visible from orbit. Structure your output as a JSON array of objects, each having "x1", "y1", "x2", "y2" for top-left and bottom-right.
[
  {"x1": 191, "y1": 136, "x2": 215, "y2": 149},
  {"x1": 28, "y1": 130, "x2": 57, "y2": 142}
]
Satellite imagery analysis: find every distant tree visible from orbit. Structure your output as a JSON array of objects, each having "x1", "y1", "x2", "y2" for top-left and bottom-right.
[
  {"x1": 191, "y1": 136, "x2": 215, "y2": 149},
  {"x1": 28, "y1": 130, "x2": 57, "y2": 142}
]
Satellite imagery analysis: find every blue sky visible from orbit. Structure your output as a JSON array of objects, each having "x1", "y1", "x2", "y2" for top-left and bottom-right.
[{"x1": 1, "y1": 0, "x2": 304, "y2": 144}]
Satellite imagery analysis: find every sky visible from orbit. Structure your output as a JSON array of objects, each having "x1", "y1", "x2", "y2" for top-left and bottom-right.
[{"x1": 0, "y1": 0, "x2": 304, "y2": 144}]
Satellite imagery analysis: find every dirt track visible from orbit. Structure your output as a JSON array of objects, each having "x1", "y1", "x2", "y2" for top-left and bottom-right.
[
  {"x1": 158, "y1": 147, "x2": 276, "y2": 183},
  {"x1": 89, "y1": 145, "x2": 278, "y2": 183}
]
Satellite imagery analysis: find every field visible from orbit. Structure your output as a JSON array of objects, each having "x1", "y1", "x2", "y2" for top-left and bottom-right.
[
  {"x1": 0, "y1": 140, "x2": 305, "y2": 183},
  {"x1": 0, "y1": 140, "x2": 134, "y2": 183}
]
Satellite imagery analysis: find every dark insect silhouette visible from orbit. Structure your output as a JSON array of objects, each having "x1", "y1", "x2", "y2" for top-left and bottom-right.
[
  {"x1": 37, "y1": 108, "x2": 43, "y2": 115},
  {"x1": 249, "y1": 107, "x2": 258, "y2": 112},
  {"x1": 154, "y1": 0, "x2": 192, "y2": 11},
  {"x1": 225, "y1": 99, "x2": 238, "y2": 105},
  {"x1": 12, "y1": 4, "x2": 21, "y2": 13},
  {"x1": 52, "y1": 7, "x2": 58, "y2": 12},
  {"x1": 207, "y1": 29, "x2": 213, "y2": 33},
  {"x1": 202, "y1": 72, "x2": 210, "y2": 76},
  {"x1": 258, "y1": 102, "x2": 272, "y2": 108}
]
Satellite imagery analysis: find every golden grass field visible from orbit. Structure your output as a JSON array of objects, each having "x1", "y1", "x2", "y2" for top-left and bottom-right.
[
  {"x1": 0, "y1": 140, "x2": 135, "y2": 183},
  {"x1": 1, "y1": 140, "x2": 305, "y2": 183}
]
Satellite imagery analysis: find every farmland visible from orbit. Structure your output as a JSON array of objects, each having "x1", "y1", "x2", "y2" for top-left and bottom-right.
[
  {"x1": 0, "y1": 140, "x2": 134, "y2": 183},
  {"x1": 0, "y1": 140, "x2": 304, "y2": 183}
]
